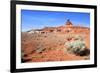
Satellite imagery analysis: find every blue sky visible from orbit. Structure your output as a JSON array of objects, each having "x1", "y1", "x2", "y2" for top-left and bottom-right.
[{"x1": 21, "y1": 10, "x2": 90, "y2": 32}]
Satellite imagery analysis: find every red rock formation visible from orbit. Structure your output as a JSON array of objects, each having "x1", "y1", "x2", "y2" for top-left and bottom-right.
[
  {"x1": 37, "y1": 20, "x2": 89, "y2": 34},
  {"x1": 65, "y1": 19, "x2": 73, "y2": 27}
]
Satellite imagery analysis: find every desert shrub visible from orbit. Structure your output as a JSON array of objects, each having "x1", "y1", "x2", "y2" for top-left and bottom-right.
[
  {"x1": 64, "y1": 40, "x2": 89, "y2": 56},
  {"x1": 77, "y1": 49, "x2": 90, "y2": 56},
  {"x1": 35, "y1": 47, "x2": 46, "y2": 53}
]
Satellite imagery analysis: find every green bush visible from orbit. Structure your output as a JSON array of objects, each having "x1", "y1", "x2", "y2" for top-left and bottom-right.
[{"x1": 64, "y1": 40, "x2": 88, "y2": 56}]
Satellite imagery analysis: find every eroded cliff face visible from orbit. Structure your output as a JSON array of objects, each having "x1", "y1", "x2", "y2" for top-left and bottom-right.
[{"x1": 21, "y1": 20, "x2": 90, "y2": 63}]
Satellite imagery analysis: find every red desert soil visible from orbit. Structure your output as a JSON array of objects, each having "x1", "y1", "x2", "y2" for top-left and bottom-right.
[
  {"x1": 23, "y1": 49, "x2": 87, "y2": 62},
  {"x1": 21, "y1": 20, "x2": 90, "y2": 63}
]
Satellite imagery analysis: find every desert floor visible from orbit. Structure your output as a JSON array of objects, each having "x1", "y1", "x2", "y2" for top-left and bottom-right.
[{"x1": 21, "y1": 31, "x2": 90, "y2": 63}]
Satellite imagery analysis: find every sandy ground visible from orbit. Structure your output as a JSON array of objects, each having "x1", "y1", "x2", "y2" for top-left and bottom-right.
[{"x1": 21, "y1": 30, "x2": 90, "y2": 63}]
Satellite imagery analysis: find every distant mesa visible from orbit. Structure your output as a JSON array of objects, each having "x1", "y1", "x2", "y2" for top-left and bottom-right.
[{"x1": 27, "y1": 19, "x2": 89, "y2": 34}]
